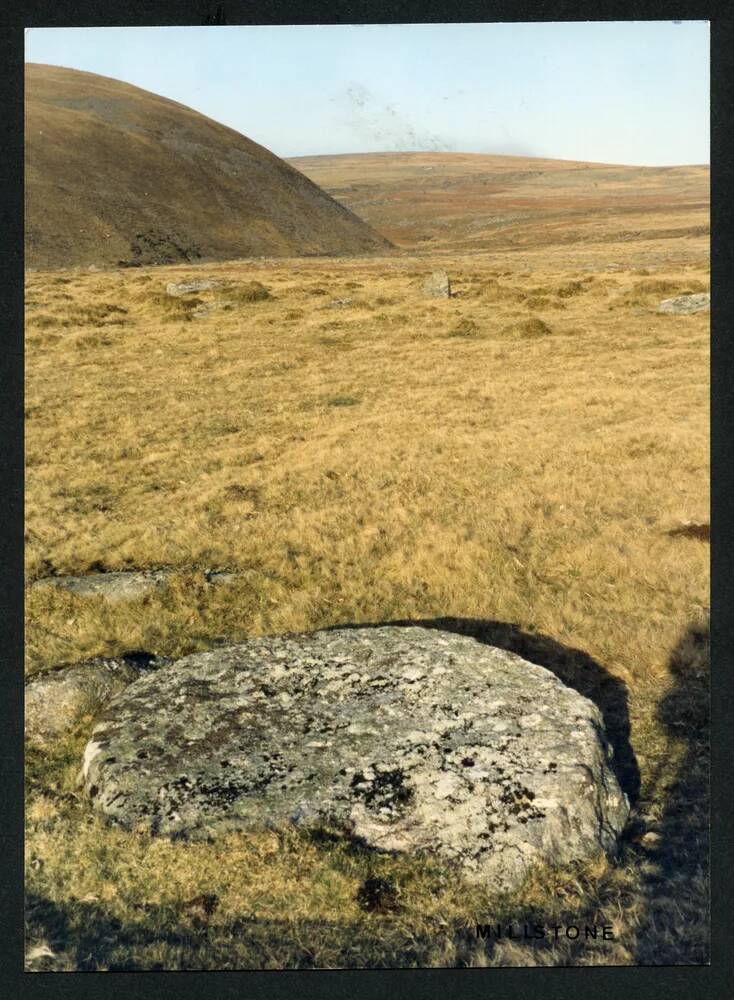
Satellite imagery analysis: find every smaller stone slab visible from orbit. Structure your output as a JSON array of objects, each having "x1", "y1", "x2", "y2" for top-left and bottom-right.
[
  {"x1": 658, "y1": 293, "x2": 710, "y2": 315},
  {"x1": 29, "y1": 568, "x2": 241, "y2": 603},
  {"x1": 26, "y1": 653, "x2": 170, "y2": 746},
  {"x1": 165, "y1": 280, "x2": 219, "y2": 297},
  {"x1": 31, "y1": 571, "x2": 171, "y2": 603}
]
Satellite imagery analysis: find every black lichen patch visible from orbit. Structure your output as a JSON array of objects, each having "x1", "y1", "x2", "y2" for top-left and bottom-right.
[
  {"x1": 350, "y1": 767, "x2": 414, "y2": 817},
  {"x1": 158, "y1": 769, "x2": 270, "y2": 815},
  {"x1": 499, "y1": 780, "x2": 545, "y2": 823}
]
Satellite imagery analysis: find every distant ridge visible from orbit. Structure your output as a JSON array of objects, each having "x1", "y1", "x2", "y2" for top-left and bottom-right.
[
  {"x1": 25, "y1": 64, "x2": 392, "y2": 269},
  {"x1": 289, "y1": 151, "x2": 709, "y2": 253}
]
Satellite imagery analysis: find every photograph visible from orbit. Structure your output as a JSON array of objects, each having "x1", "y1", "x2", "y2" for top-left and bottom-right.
[{"x1": 23, "y1": 20, "x2": 710, "y2": 971}]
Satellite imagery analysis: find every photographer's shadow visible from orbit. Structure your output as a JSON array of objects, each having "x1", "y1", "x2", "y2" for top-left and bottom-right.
[{"x1": 633, "y1": 615, "x2": 710, "y2": 964}]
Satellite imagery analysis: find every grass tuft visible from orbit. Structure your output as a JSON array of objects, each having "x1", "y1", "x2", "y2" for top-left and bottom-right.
[
  {"x1": 503, "y1": 317, "x2": 553, "y2": 338},
  {"x1": 448, "y1": 318, "x2": 481, "y2": 338},
  {"x1": 227, "y1": 281, "x2": 271, "y2": 304}
]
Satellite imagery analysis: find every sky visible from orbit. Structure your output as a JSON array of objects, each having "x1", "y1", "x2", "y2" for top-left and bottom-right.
[{"x1": 25, "y1": 22, "x2": 709, "y2": 166}]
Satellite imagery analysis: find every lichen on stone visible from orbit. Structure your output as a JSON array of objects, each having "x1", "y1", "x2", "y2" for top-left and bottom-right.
[{"x1": 81, "y1": 626, "x2": 630, "y2": 890}]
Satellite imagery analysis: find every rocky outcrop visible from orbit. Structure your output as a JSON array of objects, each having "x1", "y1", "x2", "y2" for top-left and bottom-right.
[
  {"x1": 81, "y1": 626, "x2": 629, "y2": 890},
  {"x1": 658, "y1": 293, "x2": 710, "y2": 314},
  {"x1": 26, "y1": 653, "x2": 170, "y2": 746}
]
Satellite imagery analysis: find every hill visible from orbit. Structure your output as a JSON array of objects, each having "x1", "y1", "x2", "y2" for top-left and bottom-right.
[
  {"x1": 288, "y1": 151, "x2": 709, "y2": 255},
  {"x1": 25, "y1": 65, "x2": 392, "y2": 269}
]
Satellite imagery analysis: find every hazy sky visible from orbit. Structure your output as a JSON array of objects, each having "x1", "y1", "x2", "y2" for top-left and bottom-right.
[{"x1": 25, "y1": 22, "x2": 709, "y2": 166}]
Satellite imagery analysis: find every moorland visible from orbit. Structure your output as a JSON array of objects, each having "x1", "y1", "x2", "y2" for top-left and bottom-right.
[{"x1": 26, "y1": 111, "x2": 709, "y2": 969}]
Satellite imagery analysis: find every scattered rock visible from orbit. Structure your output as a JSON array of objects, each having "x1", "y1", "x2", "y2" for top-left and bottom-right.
[
  {"x1": 657, "y1": 293, "x2": 710, "y2": 315},
  {"x1": 422, "y1": 270, "x2": 451, "y2": 298},
  {"x1": 165, "y1": 280, "x2": 219, "y2": 297},
  {"x1": 26, "y1": 652, "x2": 170, "y2": 746},
  {"x1": 30, "y1": 570, "x2": 171, "y2": 603},
  {"x1": 82, "y1": 626, "x2": 629, "y2": 891}
]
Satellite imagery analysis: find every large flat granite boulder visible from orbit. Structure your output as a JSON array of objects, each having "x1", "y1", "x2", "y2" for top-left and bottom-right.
[{"x1": 82, "y1": 627, "x2": 629, "y2": 890}]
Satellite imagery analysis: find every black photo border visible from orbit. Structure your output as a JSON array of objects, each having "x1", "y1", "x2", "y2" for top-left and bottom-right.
[{"x1": 1, "y1": 3, "x2": 729, "y2": 998}]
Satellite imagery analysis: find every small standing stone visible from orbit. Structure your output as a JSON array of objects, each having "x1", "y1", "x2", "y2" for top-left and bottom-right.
[{"x1": 422, "y1": 270, "x2": 451, "y2": 298}]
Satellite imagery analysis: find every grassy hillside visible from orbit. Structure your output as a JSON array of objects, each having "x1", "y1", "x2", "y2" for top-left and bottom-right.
[
  {"x1": 289, "y1": 151, "x2": 709, "y2": 254},
  {"x1": 25, "y1": 65, "x2": 392, "y2": 269},
  {"x1": 25, "y1": 243, "x2": 709, "y2": 967}
]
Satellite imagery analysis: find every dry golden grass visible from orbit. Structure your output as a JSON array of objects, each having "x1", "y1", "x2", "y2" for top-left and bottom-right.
[{"x1": 25, "y1": 239, "x2": 709, "y2": 969}]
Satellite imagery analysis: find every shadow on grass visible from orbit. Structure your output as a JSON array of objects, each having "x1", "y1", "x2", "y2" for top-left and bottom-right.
[
  {"x1": 24, "y1": 891, "x2": 441, "y2": 971},
  {"x1": 633, "y1": 615, "x2": 710, "y2": 965}
]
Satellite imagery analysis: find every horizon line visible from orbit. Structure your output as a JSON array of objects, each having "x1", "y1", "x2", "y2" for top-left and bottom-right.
[{"x1": 25, "y1": 60, "x2": 710, "y2": 173}]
